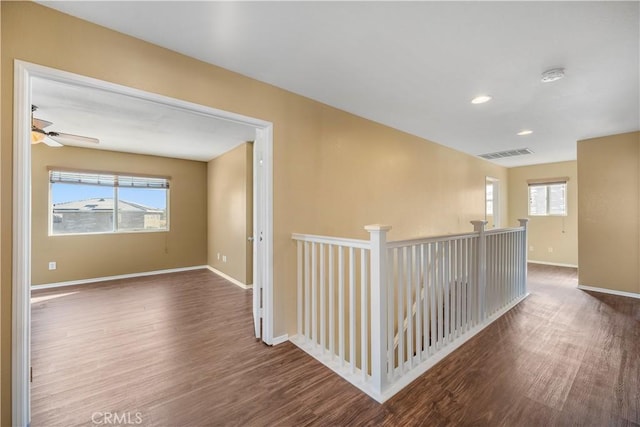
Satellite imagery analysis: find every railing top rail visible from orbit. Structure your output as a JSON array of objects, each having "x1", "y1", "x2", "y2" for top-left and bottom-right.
[
  {"x1": 386, "y1": 225, "x2": 526, "y2": 248},
  {"x1": 484, "y1": 226, "x2": 525, "y2": 236},
  {"x1": 293, "y1": 224, "x2": 526, "y2": 250},
  {"x1": 291, "y1": 233, "x2": 371, "y2": 249},
  {"x1": 387, "y1": 231, "x2": 479, "y2": 248}
]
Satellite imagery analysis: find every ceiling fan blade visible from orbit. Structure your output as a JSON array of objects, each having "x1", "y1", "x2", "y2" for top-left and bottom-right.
[
  {"x1": 49, "y1": 132, "x2": 99, "y2": 145},
  {"x1": 42, "y1": 136, "x2": 63, "y2": 147},
  {"x1": 33, "y1": 118, "x2": 53, "y2": 129}
]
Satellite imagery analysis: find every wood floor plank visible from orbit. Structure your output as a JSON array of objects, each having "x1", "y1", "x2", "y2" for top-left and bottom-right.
[{"x1": 31, "y1": 265, "x2": 640, "y2": 426}]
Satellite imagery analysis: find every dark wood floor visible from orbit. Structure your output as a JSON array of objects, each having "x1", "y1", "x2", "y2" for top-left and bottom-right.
[{"x1": 31, "y1": 264, "x2": 639, "y2": 426}]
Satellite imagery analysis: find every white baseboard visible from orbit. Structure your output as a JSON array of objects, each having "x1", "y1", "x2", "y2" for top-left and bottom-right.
[
  {"x1": 578, "y1": 285, "x2": 640, "y2": 300},
  {"x1": 31, "y1": 265, "x2": 208, "y2": 290},
  {"x1": 206, "y1": 266, "x2": 252, "y2": 290},
  {"x1": 272, "y1": 334, "x2": 289, "y2": 345},
  {"x1": 528, "y1": 260, "x2": 578, "y2": 268}
]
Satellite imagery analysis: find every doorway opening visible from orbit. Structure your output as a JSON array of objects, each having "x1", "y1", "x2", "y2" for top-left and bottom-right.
[
  {"x1": 12, "y1": 60, "x2": 274, "y2": 425},
  {"x1": 485, "y1": 177, "x2": 500, "y2": 229}
]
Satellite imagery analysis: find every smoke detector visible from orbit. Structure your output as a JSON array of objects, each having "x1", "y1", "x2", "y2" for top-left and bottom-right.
[{"x1": 541, "y1": 68, "x2": 565, "y2": 83}]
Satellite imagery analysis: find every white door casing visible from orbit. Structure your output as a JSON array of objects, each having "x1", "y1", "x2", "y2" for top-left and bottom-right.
[
  {"x1": 12, "y1": 60, "x2": 274, "y2": 425},
  {"x1": 252, "y1": 128, "x2": 274, "y2": 341}
]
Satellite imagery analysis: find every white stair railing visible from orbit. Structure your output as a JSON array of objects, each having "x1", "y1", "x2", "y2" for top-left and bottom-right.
[
  {"x1": 291, "y1": 233, "x2": 372, "y2": 383},
  {"x1": 291, "y1": 219, "x2": 528, "y2": 403}
]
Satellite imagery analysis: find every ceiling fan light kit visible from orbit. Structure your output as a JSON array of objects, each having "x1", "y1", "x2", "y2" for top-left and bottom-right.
[
  {"x1": 30, "y1": 128, "x2": 46, "y2": 144},
  {"x1": 31, "y1": 104, "x2": 99, "y2": 147}
]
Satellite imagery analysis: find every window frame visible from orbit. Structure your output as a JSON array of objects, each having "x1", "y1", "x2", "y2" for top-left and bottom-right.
[
  {"x1": 527, "y1": 180, "x2": 568, "y2": 217},
  {"x1": 48, "y1": 169, "x2": 171, "y2": 236}
]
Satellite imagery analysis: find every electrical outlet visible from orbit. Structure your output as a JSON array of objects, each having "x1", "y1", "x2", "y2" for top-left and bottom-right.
[
  {"x1": 217, "y1": 253, "x2": 220, "y2": 260},
  {"x1": 222, "y1": 255, "x2": 227, "y2": 263},
  {"x1": 548, "y1": 247, "x2": 553, "y2": 253},
  {"x1": 48, "y1": 261, "x2": 56, "y2": 270},
  {"x1": 529, "y1": 245, "x2": 534, "y2": 251}
]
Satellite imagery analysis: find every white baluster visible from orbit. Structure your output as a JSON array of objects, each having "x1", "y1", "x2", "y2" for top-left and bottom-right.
[
  {"x1": 320, "y1": 243, "x2": 325, "y2": 353},
  {"x1": 329, "y1": 245, "x2": 335, "y2": 360},
  {"x1": 304, "y1": 241, "x2": 310, "y2": 341},
  {"x1": 338, "y1": 245, "x2": 345, "y2": 367},
  {"x1": 422, "y1": 244, "x2": 429, "y2": 358},
  {"x1": 406, "y1": 246, "x2": 413, "y2": 369},
  {"x1": 361, "y1": 249, "x2": 368, "y2": 381},
  {"x1": 312, "y1": 242, "x2": 317, "y2": 347},
  {"x1": 518, "y1": 219, "x2": 529, "y2": 297},
  {"x1": 471, "y1": 220, "x2": 487, "y2": 323},
  {"x1": 297, "y1": 240, "x2": 302, "y2": 338},
  {"x1": 429, "y1": 242, "x2": 436, "y2": 353},
  {"x1": 349, "y1": 247, "x2": 356, "y2": 374},
  {"x1": 444, "y1": 240, "x2": 450, "y2": 344},
  {"x1": 413, "y1": 245, "x2": 424, "y2": 363}
]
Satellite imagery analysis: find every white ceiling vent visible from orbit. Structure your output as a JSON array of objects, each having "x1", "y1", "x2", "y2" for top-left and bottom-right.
[{"x1": 478, "y1": 148, "x2": 533, "y2": 160}]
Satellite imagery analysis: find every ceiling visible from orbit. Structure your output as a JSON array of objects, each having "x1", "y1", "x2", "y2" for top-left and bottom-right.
[
  {"x1": 32, "y1": 78, "x2": 257, "y2": 162},
  {"x1": 37, "y1": 1, "x2": 640, "y2": 167}
]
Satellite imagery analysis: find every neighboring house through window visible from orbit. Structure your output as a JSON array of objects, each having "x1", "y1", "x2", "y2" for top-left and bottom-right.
[
  {"x1": 528, "y1": 177, "x2": 568, "y2": 216},
  {"x1": 49, "y1": 170, "x2": 169, "y2": 235}
]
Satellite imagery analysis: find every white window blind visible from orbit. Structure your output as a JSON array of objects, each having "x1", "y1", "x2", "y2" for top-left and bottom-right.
[
  {"x1": 50, "y1": 171, "x2": 169, "y2": 189},
  {"x1": 49, "y1": 169, "x2": 170, "y2": 235}
]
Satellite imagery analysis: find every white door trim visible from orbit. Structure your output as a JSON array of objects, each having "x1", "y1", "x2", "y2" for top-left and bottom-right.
[
  {"x1": 253, "y1": 127, "x2": 274, "y2": 344},
  {"x1": 12, "y1": 59, "x2": 32, "y2": 427},
  {"x1": 12, "y1": 60, "x2": 275, "y2": 425}
]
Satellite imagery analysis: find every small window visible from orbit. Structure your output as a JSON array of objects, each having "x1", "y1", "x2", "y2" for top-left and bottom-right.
[
  {"x1": 485, "y1": 183, "x2": 494, "y2": 216},
  {"x1": 50, "y1": 170, "x2": 169, "y2": 235},
  {"x1": 528, "y1": 181, "x2": 567, "y2": 216}
]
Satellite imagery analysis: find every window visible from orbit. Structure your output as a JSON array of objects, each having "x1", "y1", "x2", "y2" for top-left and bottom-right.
[
  {"x1": 485, "y1": 183, "x2": 494, "y2": 216},
  {"x1": 528, "y1": 181, "x2": 567, "y2": 216},
  {"x1": 50, "y1": 170, "x2": 169, "y2": 235}
]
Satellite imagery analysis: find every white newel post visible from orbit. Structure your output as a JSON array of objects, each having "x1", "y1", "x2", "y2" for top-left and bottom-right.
[
  {"x1": 471, "y1": 220, "x2": 487, "y2": 324},
  {"x1": 365, "y1": 224, "x2": 392, "y2": 397},
  {"x1": 518, "y1": 218, "x2": 529, "y2": 295}
]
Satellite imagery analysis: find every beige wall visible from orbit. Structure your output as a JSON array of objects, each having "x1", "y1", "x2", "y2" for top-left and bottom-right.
[
  {"x1": 1, "y1": 3, "x2": 508, "y2": 422},
  {"x1": 207, "y1": 143, "x2": 252, "y2": 285},
  {"x1": 578, "y1": 131, "x2": 640, "y2": 294},
  {"x1": 307, "y1": 116, "x2": 508, "y2": 240},
  {"x1": 508, "y1": 161, "x2": 578, "y2": 266},
  {"x1": 30, "y1": 144, "x2": 208, "y2": 285}
]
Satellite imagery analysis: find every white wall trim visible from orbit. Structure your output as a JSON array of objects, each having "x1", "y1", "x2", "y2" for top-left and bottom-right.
[
  {"x1": 271, "y1": 334, "x2": 289, "y2": 345},
  {"x1": 528, "y1": 260, "x2": 578, "y2": 269},
  {"x1": 578, "y1": 285, "x2": 640, "y2": 300},
  {"x1": 206, "y1": 266, "x2": 252, "y2": 290},
  {"x1": 31, "y1": 266, "x2": 208, "y2": 291},
  {"x1": 249, "y1": 126, "x2": 275, "y2": 343},
  {"x1": 13, "y1": 58, "x2": 32, "y2": 427}
]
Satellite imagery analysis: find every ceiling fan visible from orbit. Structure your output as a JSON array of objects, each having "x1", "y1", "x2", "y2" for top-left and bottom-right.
[{"x1": 31, "y1": 105, "x2": 99, "y2": 147}]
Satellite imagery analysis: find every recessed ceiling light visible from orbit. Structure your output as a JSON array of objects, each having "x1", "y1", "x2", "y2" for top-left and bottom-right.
[
  {"x1": 541, "y1": 68, "x2": 565, "y2": 83},
  {"x1": 517, "y1": 130, "x2": 533, "y2": 136},
  {"x1": 471, "y1": 95, "x2": 492, "y2": 104}
]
